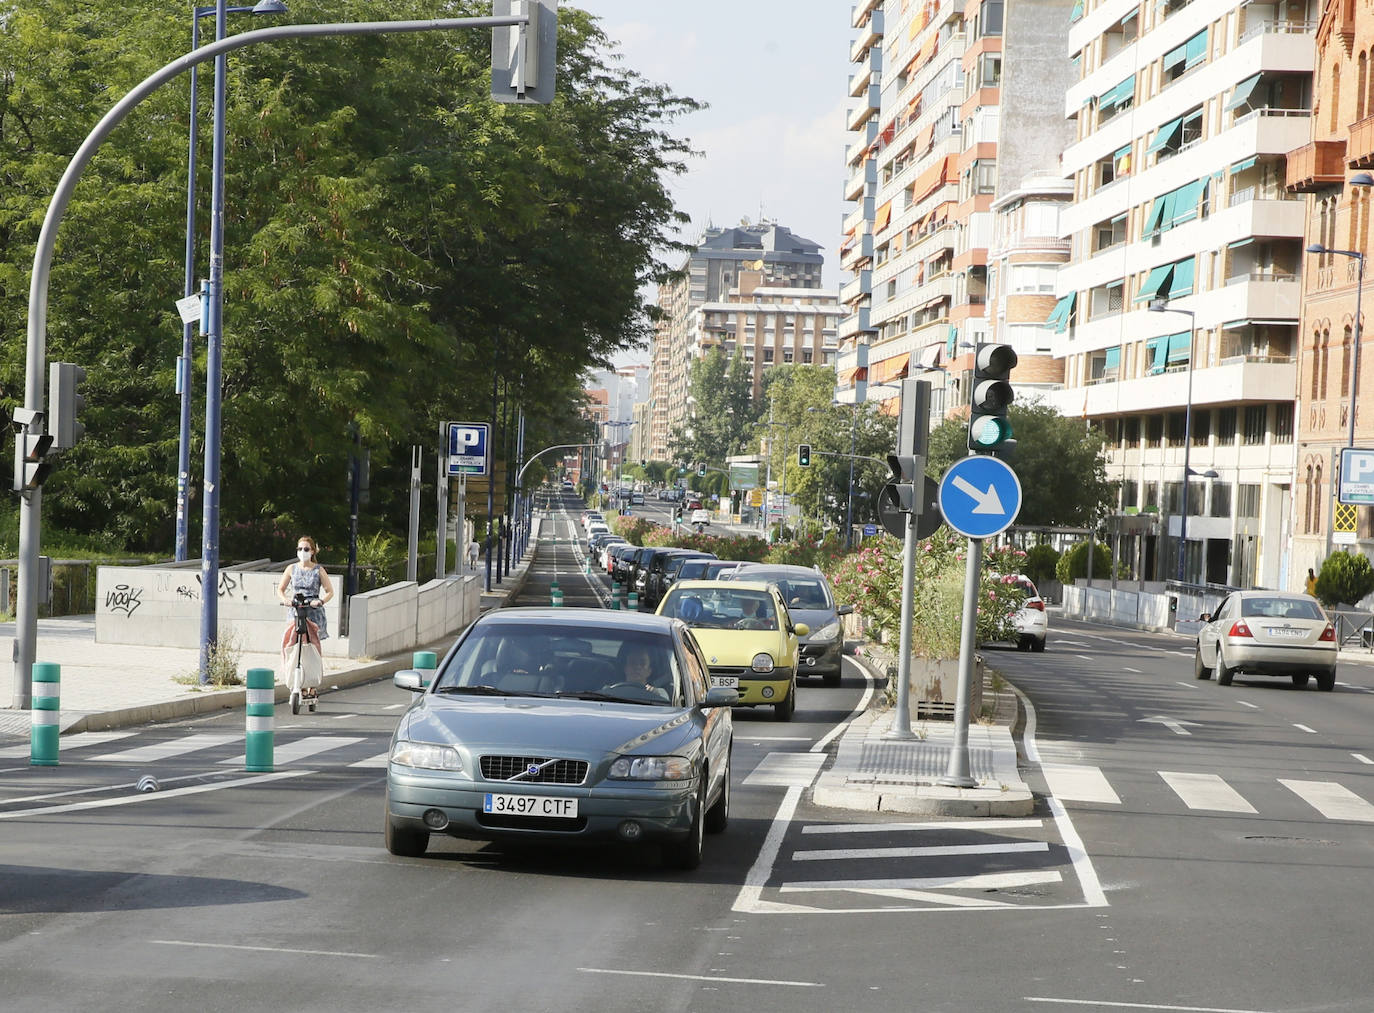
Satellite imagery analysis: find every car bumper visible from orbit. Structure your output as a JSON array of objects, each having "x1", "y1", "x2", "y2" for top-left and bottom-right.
[
  {"x1": 709, "y1": 671, "x2": 793, "y2": 706},
  {"x1": 387, "y1": 769, "x2": 697, "y2": 843},
  {"x1": 1224, "y1": 642, "x2": 1337, "y2": 675},
  {"x1": 798, "y1": 639, "x2": 842, "y2": 674}
]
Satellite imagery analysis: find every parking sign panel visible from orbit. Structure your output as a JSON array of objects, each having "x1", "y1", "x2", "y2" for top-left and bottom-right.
[
  {"x1": 1339, "y1": 448, "x2": 1374, "y2": 505},
  {"x1": 447, "y1": 422, "x2": 490, "y2": 477}
]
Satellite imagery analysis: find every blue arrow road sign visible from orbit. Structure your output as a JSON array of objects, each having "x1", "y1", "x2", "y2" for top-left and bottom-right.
[
  {"x1": 937, "y1": 455, "x2": 1022, "y2": 539},
  {"x1": 447, "y1": 422, "x2": 490, "y2": 477}
]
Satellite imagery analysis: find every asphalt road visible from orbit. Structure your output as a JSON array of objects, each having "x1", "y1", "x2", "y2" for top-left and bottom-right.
[{"x1": 4, "y1": 505, "x2": 1374, "y2": 1011}]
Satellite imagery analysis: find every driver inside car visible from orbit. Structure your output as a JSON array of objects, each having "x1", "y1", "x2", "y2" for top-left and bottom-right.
[{"x1": 616, "y1": 642, "x2": 672, "y2": 701}]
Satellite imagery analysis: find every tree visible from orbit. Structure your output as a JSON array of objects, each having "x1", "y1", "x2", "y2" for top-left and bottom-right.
[
  {"x1": 667, "y1": 348, "x2": 759, "y2": 467},
  {"x1": 927, "y1": 397, "x2": 1115, "y2": 528},
  {"x1": 1314, "y1": 552, "x2": 1374, "y2": 608},
  {"x1": 0, "y1": 0, "x2": 700, "y2": 554}
]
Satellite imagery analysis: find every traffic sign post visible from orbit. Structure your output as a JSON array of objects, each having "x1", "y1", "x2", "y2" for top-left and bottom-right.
[
  {"x1": 1338, "y1": 448, "x2": 1374, "y2": 505},
  {"x1": 447, "y1": 422, "x2": 490, "y2": 477},
  {"x1": 937, "y1": 455, "x2": 1023, "y2": 788},
  {"x1": 886, "y1": 376, "x2": 932, "y2": 743}
]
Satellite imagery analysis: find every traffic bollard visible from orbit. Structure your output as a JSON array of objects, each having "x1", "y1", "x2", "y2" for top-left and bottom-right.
[
  {"x1": 550, "y1": 580, "x2": 564, "y2": 607},
  {"x1": 609, "y1": 593, "x2": 621, "y2": 610},
  {"x1": 627, "y1": 591, "x2": 639, "y2": 611},
  {"x1": 30, "y1": 662, "x2": 60, "y2": 767},
  {"x1": 412, "y1": 651, "x2": 437, "y2": 699},
  {"x1": 245, "y1": 668, "x2": 275, "y2": 773}
]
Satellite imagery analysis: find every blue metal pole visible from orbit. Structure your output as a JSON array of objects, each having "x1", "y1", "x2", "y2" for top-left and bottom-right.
[
  {"x1": 199, "y1": 0, "x2": 229, "y2": 684},
  {"x1": 176, "y1": 13, "x2": 201, "y2": 562}
]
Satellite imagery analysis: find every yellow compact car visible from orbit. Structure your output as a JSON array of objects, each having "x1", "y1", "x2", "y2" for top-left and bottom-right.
[{"x1": 657, "y1": 580, "x2": 808, "y2": 720}]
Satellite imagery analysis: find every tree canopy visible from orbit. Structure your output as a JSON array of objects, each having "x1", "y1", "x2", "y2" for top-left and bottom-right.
[{"x1": 0, "y1": 0, "x2": 698, "y2": 555}]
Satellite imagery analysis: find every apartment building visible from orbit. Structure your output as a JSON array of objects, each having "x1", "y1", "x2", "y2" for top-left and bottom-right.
[
  {"x1": 838, "y1": 0, "x2": 1075, "y2": 426},
  {"x1": 649, "y1": 223, "x2": 825, "y2": 459},
  {"x1": 684, "y1": 271, "x2": 841, "y2": 398},
  {"x1": 1045, "y1": 0, "x2": 1316, "y2": 589},
  {"x1": 1286, "y1": 0, "x2": 1374, "y2": 580}
]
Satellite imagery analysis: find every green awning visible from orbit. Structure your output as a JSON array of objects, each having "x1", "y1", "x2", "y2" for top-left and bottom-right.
[
  {"x1": 1166, "y1": 331, "x2": 1192, "y2": 363},
  {"x1": 1070, "y1": 0, "x2": 1083, "y2": 20},
  {"x1": 1230, "y1": 156, "x2": 1258, "y2": 173},
  {"x1": 1135, "y1": 264, "x2": 1175, "y2": 303},
  {"x1": 1104, "y1": 345, "x2": 1121, "y2": 369},
  {"x1": 1099, "y1": 75, "x2": 1135, "y2": 110},
  {"x1": 1167, "y1": 257, "x2": 1196, "y2": 298},
  {"x1": 1163, "y1": 44, "x2": 1187, "y2": 71},
  {"x1": 1184, "y1": 31, "x2": 1208, "y2": 69},
  {"x1": 1144, "y1": 192, "x2": 1173, "y2": 233},
  {"x1": 1047, "y1": 292, "x2": 1077, "y2": 333},
  {"x1": 1147, "y1": 337, "x2": 1168, "y2": 374},
  {"x1": 1225, "y1": 74, "x2": 1261, "y2": 112},
  {"x1": 1228, "y1": 236, "x2": 1255, "y2": 250},
  {"x1": 1169, "y1": 179, "x2": 1205, "y2": 226},
  {"x1": 1147, "y1": 117, "x2": 1184, "y2": 155}
]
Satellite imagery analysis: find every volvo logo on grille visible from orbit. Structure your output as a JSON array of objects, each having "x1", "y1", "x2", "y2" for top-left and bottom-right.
[
  {"x1": 710, "y1": 656, "x2": 717, "y2": 664},
  {"x1": 527, "y1": 763, "x2": 541, "y2": 776}
]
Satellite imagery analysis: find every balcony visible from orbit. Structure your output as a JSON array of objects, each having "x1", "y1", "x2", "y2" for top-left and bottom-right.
[
  {"x1": 837, "y1": 306, "x2": 876, "y2": 340},
  {"x1": 849, "y1": 8, "x2": 883, "y2": 63},
  {"x1": 1286, "y1": 139, "x2": 1347, "y2": 192},
  {"x1": 847, "y1": 85, "x2": 881, "y2": 131},
  {"x1": 1348, "y1": 113, "x2": 1374, "y2": 168},
  {"x1": 840, "y1": 269, "x2": 872, "y2": 306}
]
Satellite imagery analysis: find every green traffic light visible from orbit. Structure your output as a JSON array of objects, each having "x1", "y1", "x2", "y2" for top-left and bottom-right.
[{"x1": 970, "y1": 416, "x2": 1013, "y2": 447}]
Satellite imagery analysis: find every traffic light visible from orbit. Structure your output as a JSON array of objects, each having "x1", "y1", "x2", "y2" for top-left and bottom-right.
[
  {"x1": 882, "y1": 454, "x2": 920, "y2": 512},
  {"x1": 967, "y1": 343, "x2": 1017, "y2": 455},
  {"x1": 797, "y1": 443, "x2": 812, "y2": 467},
  {"x1": 697, "y1": 464, "x2": 706, "y2": 477},
  {"x1": 490, "y1": 1, "x2": 557, "y2": 105},
  {"x1": 13, "y1": 430, "x2": 54, "y2": 491},
  {"x1": 49, "y1": 361, "x2": 87, "y2": 450}
]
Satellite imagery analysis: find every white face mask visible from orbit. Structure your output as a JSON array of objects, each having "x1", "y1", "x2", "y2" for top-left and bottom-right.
[{"x1": 297, "y1": 548, "x2": 312, "y2": 561}]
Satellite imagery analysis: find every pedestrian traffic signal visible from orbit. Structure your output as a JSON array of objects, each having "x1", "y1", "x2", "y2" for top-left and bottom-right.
[
  {"x1": 797, "y1": 444, "x2": 812, "y2": 467},
  {"x1": 882, "y1": 453, "x2": 920, "y2": 512},
  {"x1": 967, "y1": 343, "x2": 1017, "y2": 455},
  {"x1": 48, "y1": 361, "x2": 87, "y2": 450},
  {"x1": 12, "y1": 430, "x2": 54, "y2": 492}
]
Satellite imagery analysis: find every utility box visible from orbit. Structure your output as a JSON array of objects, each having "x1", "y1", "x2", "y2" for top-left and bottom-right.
[{"x1": 910, "y1": 655, "x2": 983, "y2": 721}]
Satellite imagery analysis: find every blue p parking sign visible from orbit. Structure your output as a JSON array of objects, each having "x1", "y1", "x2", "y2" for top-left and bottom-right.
[
  {"x1": 1339, "y1": 448, "x2": 1374, "y2": 505},
  {"x1": 447, "y1": 422, "x2": 490, "y2": 477}
]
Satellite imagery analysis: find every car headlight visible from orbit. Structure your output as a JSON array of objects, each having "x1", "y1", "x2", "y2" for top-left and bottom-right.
[
  {"x1": 609, "y1": 756, "x2": 693, "y2": 780},
  {"x1": 751, "y1": 653, "x2": 775, "y2": 673},
  {"x1": 390, "y1": 740, "x2": 462, "y2": 771},
  {"x1": 810, "y1": 620, "x2": 841, "y2": 642}
]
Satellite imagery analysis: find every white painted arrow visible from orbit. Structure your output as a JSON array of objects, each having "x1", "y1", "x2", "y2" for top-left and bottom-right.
[
  {"x1": 1139, "y1": 715, "x2": 1201, "y2": 736},
  {"x1": 951, "y1": 475, "x2": 1005, "y2": 514}
]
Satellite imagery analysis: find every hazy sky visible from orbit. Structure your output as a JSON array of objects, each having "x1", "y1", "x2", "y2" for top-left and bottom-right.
[{"x1": 572, "y1": 1, "x2": 853, "y2": 362}]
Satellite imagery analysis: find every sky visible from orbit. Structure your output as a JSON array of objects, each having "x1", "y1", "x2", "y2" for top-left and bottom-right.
[{"x1": 570, "y1": 2, "x2": 854, "y2": 365}]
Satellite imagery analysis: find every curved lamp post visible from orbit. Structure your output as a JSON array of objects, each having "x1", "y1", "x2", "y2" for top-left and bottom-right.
[{"x1": 1148, "y1": 299, "x2": 1198, "y2": 583}]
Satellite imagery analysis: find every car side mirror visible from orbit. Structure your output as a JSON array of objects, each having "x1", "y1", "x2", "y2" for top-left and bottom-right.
[
  {"x1": 394, "y1": 669, "x2": 426, "y2": 691},
  {"x1": 701, "y1": 687, "x2": 739, "y2": 708},
  {"x1": 793, "y1": 622, "x2": 810, "y2": 637},
  {"x1": 1198, "y1": 613, "x2": 1211, "y2": 623},
  {"x1": 837, "y1": 604, "x2": 854, "y2": 616}
]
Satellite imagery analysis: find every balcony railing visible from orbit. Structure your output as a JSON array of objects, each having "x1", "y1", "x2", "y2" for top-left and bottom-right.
[
  {"x1": 1348, "y1": 112, "x2": 1374, "y2": 168},
  {"x1": 1285, "y1": 138, "x2": 1347, "y2": 192},
  {"x1": 1238, "y1": 18, "x2": 1315, "y2": 43}
]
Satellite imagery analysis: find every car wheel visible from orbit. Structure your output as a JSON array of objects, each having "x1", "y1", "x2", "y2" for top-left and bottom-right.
[
  {"x1": 1291, "y1": 673, "x2": 1310, "y2": 688},
  {"x1": 705, "y1": 752, "x2": 730, "y2": 834},
  {"x1": 1031, "y1": 637, "x2": 1046, "y2": 653},
  {"x1": 772, "y1": 678, "x2": 796, "y2": 721},
  {"x1": 1216, "y1": 652, "x2": 1234, "y2": 686},
  {"x1": 1017, "y1": 636, "x2": 1031, "y2": 652},
  {"x1": 1193, "y1": 647, "x2": 1212, "y2": 680},
  {"x1": 665, "y1": 783, "x2": 705, "y2": 870},
  {"x1": 1317, "y1": 669, "x2": 1337, "y2": 692},
  {"x1": 385, "y1": 806, "x2": 429, "y2": 858}
]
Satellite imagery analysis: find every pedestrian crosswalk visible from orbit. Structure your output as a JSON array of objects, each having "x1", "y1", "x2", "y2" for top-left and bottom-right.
[
  {"x1": 1, "y1": 729, "x2": 389, "y2": 771},
  {"x1": 1038, "y1": 760, "x2": 1374, "y2": 823}
]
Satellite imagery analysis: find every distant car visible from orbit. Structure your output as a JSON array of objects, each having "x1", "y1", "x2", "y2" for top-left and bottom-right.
[
  {"x1": 657, "y1": 580, "x2": 809, "y2": 721},
  {"x1": 690, "y1": 508, "x2": 711, "y2": 526},
  {"x1": 646, "y1": 550, "x2": 715, "y2": 609},
  {"x1": 1194, "y1": 590, "x2": 1337, "y2": 691},
  {"x1": 586, "y1": 522, "x2": 610, "y2": 544},
  {"x1": 385, "y1": 608, "x2": 736, "y2": 868},
  {"x1": 1003, "y1": 574, "x2": 1048, "y2": 652},
  {"x1": 630, "y1": 493, "x2": 645, "y2": 505},
  {"x1": 686, "y1": 499, "x2": 703, "y2": 512},
  {"x1": 729, "y1": 564, "x2": 851, "y2": 686}
]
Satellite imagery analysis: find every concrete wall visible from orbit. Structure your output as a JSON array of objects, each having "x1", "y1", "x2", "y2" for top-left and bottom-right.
[
  {"x1": 95, "y1": 566, "x2": 346, "y2": 656},
  {"x1": 1061, "y1": 582, "x2": 1201, "y2": 633},
  {"x1": 348, "y1": 575, "x2": 480, "y2": 659}
]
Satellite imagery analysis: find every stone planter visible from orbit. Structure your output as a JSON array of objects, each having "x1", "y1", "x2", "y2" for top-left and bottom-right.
[{"x1": 910, "y1": 654, "x2": 983, "y2": 720}]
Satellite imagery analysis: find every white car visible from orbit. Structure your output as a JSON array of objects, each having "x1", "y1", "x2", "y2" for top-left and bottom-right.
[
  {"x1": 1005, "y1": 574, "x2": 1048, "y2": 652},
  {"x1": 689, "y1": 508, "x2": 711, "y2": 526}
]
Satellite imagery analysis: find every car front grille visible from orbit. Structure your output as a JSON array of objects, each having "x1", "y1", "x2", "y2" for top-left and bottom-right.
[
  {"x1": 480, "y1": 755, "x2": 588, "y2": 785},
  {"x1": 707, "y1": 666, "x2": 752, "y2": 678},
  {"x1": 476, "y1": 812, "x2": 588, "y2": 833}
]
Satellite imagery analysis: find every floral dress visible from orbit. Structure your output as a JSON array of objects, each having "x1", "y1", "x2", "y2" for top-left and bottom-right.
[{"x1": 288, "y1": 563, "x2": 329, "y2": 640}]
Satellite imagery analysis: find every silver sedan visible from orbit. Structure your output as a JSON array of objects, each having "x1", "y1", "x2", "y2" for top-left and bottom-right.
[{"x1": 1194, "y1": 590, "x2": 1338, "y2": 691}]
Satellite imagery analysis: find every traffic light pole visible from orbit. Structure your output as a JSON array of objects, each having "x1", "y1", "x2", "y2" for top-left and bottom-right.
[
  {"x1": 939, "y1": 535, "x2": 983, "y2": 787},
  {"x1": 884, "y1": 377, "x2": 930, "y2": 741}
]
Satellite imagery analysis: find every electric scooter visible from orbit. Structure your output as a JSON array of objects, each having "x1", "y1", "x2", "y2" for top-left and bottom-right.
[{"x1": 285, "y1": 592, "x2": 323, "y2": 715}]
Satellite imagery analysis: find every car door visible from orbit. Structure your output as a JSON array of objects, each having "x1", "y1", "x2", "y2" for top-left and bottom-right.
[
  {"x1": 1198, "y1": 595, "x2": 1232, "y2": 665},
  {"x1": 679, "y1": 629, "x2": 730, "y2": 800}
]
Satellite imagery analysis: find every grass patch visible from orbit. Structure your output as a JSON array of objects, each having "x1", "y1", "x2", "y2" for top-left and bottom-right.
[{"x1": 173, "y1": 629, "x2": 246, "y2": 688}]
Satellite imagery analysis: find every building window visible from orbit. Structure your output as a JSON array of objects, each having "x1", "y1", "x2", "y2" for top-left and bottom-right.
[
  {"x1": 1216, "y1": 407, "x2": 1237, "y2": 445},
  {"x1": 1009, "y1": 263, "x2": 1057, "y2": 293},
  {"x1": 1167, "y1": 412, "x2": 1187, "y2": 446},
  {"x1": 1192, "y1": 409, "x2": 1211, "y2": 445},
  {"x1": 1242, "y1": 404, "x2": 1267, "y2": 445},
  {"x1": 1274, "y1": 405, "x2": 1293, "y2": 443},
  {"x1": 1143, "y1": 481, "x2": 1160, "y2": 510},
  {"x1": 1121, "y1": 479, "x2": 1139, "y2": 510},
  {"x1": 1146, "y1": 415, "x2": 1163, "y2": 448},
  {"x1": 1211, "y1": 482, "x2": 1231, "y2": 518},
  {"x1": 1094, "y1": 214, "x2": 1128, "y2": 252},
  {"x1": 1164, "y1": 481, "x2": 1183, "y2": 513},
  {"x1": 1123, "y1": 417, "x2": 1140, "y2": 447},
  {"x1": 979, "y1": 53, "x2": 1002, "y2": 88},
  {"x1": 979, "y1": 0, "x2": 1004, "y2": 37},
  {"x1": 1238, "y1": 483, "x2": 1261, "y2": 518},
  {"x1": 802, "y1": 349, "x2": 813, "y2": 364}
]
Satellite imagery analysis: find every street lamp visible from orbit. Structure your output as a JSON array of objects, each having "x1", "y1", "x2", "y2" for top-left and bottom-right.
[
  {"x1": 177, "y1": 0, "x2": 288, "y2": 562},
  {"x1": 1148, "y1": 299, "x2": 1198, "y2": 583}
]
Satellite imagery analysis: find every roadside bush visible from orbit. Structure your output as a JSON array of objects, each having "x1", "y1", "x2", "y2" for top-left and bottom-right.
[
  {"x1": 1055, "y1": 540, "x2": 1120, "y2": 583},
  {"x1": 610, "y1": 516, "x2": 655, "y2": 545},
  {"x1": 1314, "y1": 552, "x2": 1374, "y2": 608},
  {"x1": 1021, "y1": 544, "x2": 1061, "y2": 587}
]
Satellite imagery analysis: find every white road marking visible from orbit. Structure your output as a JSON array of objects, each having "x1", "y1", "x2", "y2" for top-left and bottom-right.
[
  {"x1": 1293, "y1": 724, "x2": 1317, "y2": 734},
  {"x1": 1025, "y1": 998, "x2": 1278, "y2": 1012},
  {"x1": 1139, "y1": 716, "x2": 1198, "y2": 736},
  {"x1": 1122, "y1": 667, "x2": 1142, "y2": 674},
  {"x1": 743, "y1": 752, "x2": 826, "y2": 787},
  {"x1": 578, "y1": 968, "x2": 823, "y2": 988},
  {"x1": 781, "y1": 870, "x2": 1062, "y2": 892},
  {"x1": 348, "y1": 752, "x2": 391, "y2": 769},
  {"x1": 1236, "y1": 700, "x2": 1259, "y2": 709},
  {"x1": 800, "y1": 818, "x2": 1043, "y2": 835},
  {"x1": 221, "y1": 735, "x2": 365, "y2": 767},
  {"x1": 330, "y1": 713, "x2": 353, "y2": 720},
  {"x1": 0, "y1": 770, "x2": 219, "y2": 806},
  {"x1": 0, "y1": 770, "x2": 307, "y2": 819},
  {"x1": 0, "y1": 730, "x2": 138, "y2": 760},
  {"x1": 1159, "y1": 772, "x2": 1257, "y2": 813},
  {"x1": 1353, "y1": 753, "x2": 1373, "y2": 765},
  {"x1": 1280, "y1": 779, "x2": 1374, "y2": 822},
  {"x1": 150, "y1": 939, "x2": 377, "y2": 959},
  {"x1": 792, "y1": 841, "x2": 1049, "y2": 862},
  {"x1": 1077, "y1": 654, "x2": 1094, "y2": 661},
  {"x1": 383, "y1": 703, "x2": 406, "y2": 710},
  {"x1": 1175, "y1": 681, "x2": 1198, "y2": 690},
  {"x1": 1040, "y1": 763, "x2": 1121, "y2": 804},
  {"x1": 91, "y1": 732, "x2": 239, "y2": 763},
  {"x1": 845, "y1": 886, "x2": 1010, "y2": 908}
]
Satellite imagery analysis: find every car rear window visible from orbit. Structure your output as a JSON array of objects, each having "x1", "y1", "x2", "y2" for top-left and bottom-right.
[{"x1": 1240, "y1": 597, "x2": 1324, "y2": 620}]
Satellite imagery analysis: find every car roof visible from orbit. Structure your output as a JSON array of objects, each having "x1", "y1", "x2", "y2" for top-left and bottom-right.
[
  {"x1": 673, "y1": 579, "x2": 776, "y2": 593},
  {"x1": 477, "y1": 607, "x2": 678, "y2": 632},
  {"x1": 733, "y1": 563, "x2": 827, "y2": 579},
  {"x1": 1231, "y1": 589, "x2": 1317, "y2": 601}
]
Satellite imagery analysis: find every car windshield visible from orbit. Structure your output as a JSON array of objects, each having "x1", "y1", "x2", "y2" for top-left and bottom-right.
[
  {"x1": 1240, "y1": 597, "x2": 1324, "y2": 620},
  {"x1": 433, "y1": 624, "x2": 683, "y2": 705},
  {"x1": 775, "y1": 578, "x2": 831, "y2": 609},
  {"x1": 661, "y1": 589, "x2": 778, "y2": 630}
]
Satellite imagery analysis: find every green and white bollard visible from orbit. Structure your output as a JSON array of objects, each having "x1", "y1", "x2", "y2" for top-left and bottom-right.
[
  {"x1": 627, "y1": 590, "x2": 639, "y2": 611},
  {"x1": 412, "y1": 651, "x2": 437, "y2": 690},
  {"x1": 245, "y1": 668, "x2": 275, "y2": 773},
  {"x1": 30, "y1": 662, "x2": 60, "y2": 767},
  {"x1": 550, "y1": 580, "x2": 564, "y2": 607}
]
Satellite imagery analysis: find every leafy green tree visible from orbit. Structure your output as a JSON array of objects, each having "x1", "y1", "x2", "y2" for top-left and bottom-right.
[
  {"x1": 1055, "y1": 540, "x2": 1121, "y2": 583},
  {"x1": 927, "y1": 398, "x2": 1114, "y2": 529},
  {"x1": 1315, "y1": 552, "x2": 1374, "y2": 608},
  {"x1": 668, "y1": 348, "x2": 758, "y2": 468},
  {"x1": 1021, "y1": 543, "x2": 1061, "y2": 586}
]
